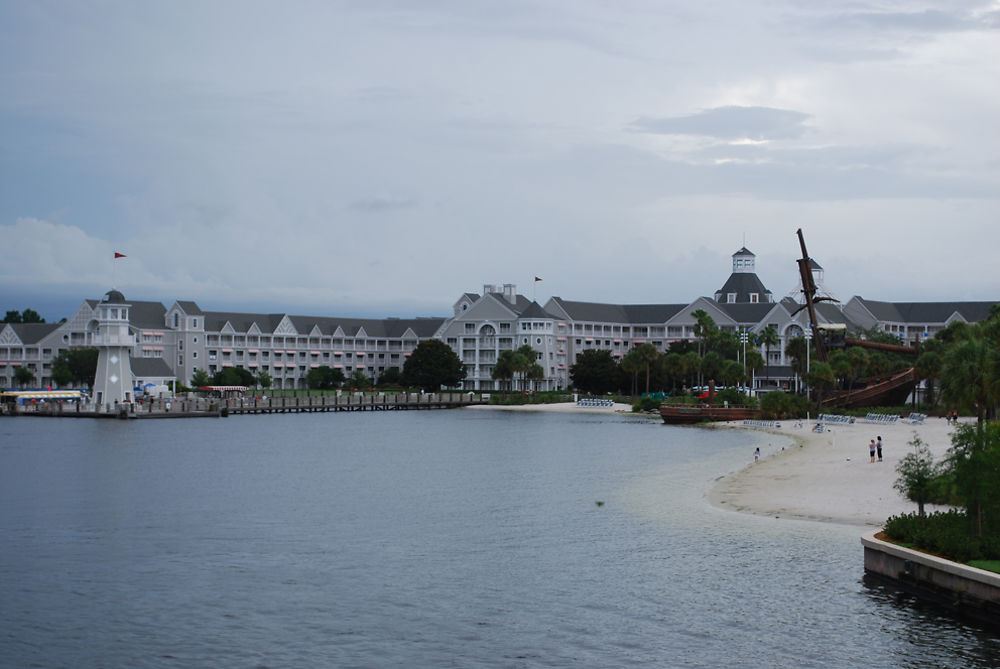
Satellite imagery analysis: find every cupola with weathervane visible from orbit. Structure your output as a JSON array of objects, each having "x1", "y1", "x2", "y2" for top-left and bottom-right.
[{"x1": 714, "y1": 247, "x2": 774, "y2": 304}]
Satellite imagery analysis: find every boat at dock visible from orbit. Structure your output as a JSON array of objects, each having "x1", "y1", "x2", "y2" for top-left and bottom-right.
[{"x1": 658, "y1": 403, "x2": 758, "y2": 424}]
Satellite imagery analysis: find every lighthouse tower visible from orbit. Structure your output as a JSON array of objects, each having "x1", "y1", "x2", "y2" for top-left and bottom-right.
[{"x1": 91, "y1": 289, "x2": 136, "y2": 411}]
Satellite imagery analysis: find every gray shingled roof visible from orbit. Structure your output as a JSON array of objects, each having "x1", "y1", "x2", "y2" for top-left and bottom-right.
[
  {"x1": 548, "y1": 298, "x2": 686, "y2": 324},
  {"x1": 176, "y1": 300, "x2": 204, "y2": 316},
  {"x1": 206, "y1": 312, "x2": 286, "y2": 333},
  {"x1": 519, "y1": 301, "x2": 558, "y2": 319},
  {"x1": 856, "y1": 298, "x2": 997, "y2": 324},
  {"x1": 716, "y1": 303, "x2": 775, "y2": 324},
  {"x1": 130, "y1": 357, "x2": 175, "y2": 378},
  {"x1": 715, "y1": 273, "x2": 772, "y2": 302},
  {"x1": 6, "y1": 322, "x2": 61, "y2": 344}
]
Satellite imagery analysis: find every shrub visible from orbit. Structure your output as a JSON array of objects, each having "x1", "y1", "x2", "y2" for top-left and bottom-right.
[{"x1": 884, "y1": 510, "x2": 998, "y2": 563}]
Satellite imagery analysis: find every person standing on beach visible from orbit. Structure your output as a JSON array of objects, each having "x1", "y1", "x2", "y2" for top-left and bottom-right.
[
  {"x1": 754, "y1": 447, "x2": 760, "y2": 463},
  {"x1": 876, "y1": 436, "x2": 883, "y2": 462},
  {"x1": 869, "y1": 439, "x2": 876, "y2": 463}
]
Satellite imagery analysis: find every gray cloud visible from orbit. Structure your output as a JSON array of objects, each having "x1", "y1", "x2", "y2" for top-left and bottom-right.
[
  {"x1": 818, "y1": 8, "x2": 996, "y2": 33},
  {"x1": 348, "y1": 196, "x2": 418, "y2": 213},
  {"x1": 630, "y1": 106, "x2": 812, "y2": 141}
]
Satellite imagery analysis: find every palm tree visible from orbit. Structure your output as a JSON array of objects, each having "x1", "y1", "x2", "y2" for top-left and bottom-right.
[
  {"x1": 940, "y1": 334, "x2": 1000, "y2": 423},
  {"x1": 662, "y1": 353, "x2": 684, "y2": 393},
  {"x1": 758, "y1": 325, "x2": 780, "y2": 384},
  {"x1": 493, "y1": 350, "x2": 518, "y2": 393},
  {"x1": 681, "y1": 351, "x2": 701, "y2": 390},
  {"x1": 635, "y1": 343, "x2": 659, "y2": 395},
  {"x1": 620, "y1": 348, "x2": 642, "y2": 397}
]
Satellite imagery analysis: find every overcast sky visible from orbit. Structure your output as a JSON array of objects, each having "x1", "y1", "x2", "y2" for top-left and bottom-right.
[{"x1": 2, "y1": 1, "x2": 998, "y2": 322}]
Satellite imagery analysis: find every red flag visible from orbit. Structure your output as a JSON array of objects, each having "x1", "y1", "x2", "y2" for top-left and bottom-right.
[
  {"x1": 114, "y1": 252, "x2": 126, "y2": 259},
  {"x1": 534, "y1": 276, "x2": 542, "y2": 282}
]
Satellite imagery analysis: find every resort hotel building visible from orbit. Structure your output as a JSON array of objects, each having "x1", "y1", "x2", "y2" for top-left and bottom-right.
[{"x1": 1, "y1": 247, "x2": 995, "y2": 393}]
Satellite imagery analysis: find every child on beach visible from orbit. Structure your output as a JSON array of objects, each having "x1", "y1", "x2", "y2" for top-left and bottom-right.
[
  {"x1": 869, "y1": 439, "x2": 876, "y2": 463},
  {"x1": 754, "y1": 447, "x2": 760, "y2": 463}
]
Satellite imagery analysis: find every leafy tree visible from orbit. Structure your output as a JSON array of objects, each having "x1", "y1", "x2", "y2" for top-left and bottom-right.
[
  {"x1": 757, "y1": 325, "x2": 780, "y2": 381},
  {"x1": 569, "y1": 349, "x2": 619, "y2": 394},
  {"x1": 376, "y1": 367, "x2": 402, "y2": 387},
  {"x1": 3, "y1": 309, "x2": 45, "y2": 323},
  {"x1": 701, "y1": 351, "x2": 724, "y2": 385},
  {"x1": 744, "y1": 349, "x2": 764, "y2": 380},
  {"x1": 758, "y1": 390, "x2": 808, "y2": 419},
  {"x1": 51, "y1": 347, "x2": 98, "y2": 389},
  {"x1": 255, "y1": 370, "x2": 273, "y2": 389},
  {"x1": 944, "y1": 422, "x2": 1000, "y2": 537},
  {"x1": 681, "y1": 351, "x2": 701, "y2": 388},
  {"x1": 866, "y1": 351, "x2": 890, "y2": 377},
  {"x1": 940, "y1": 334, "x2": 1000, "y2": 423},
  {"x1": 13, "y1": 365, "x2": 35, "y2": 388},
  {"x1": 785, "y1": 336, "x2": 808, "y2": 379},
  {"x1": 718, "y1": 359, "x2": 745, "y2": 389},
  {"x1": 893, "y1": 435, "x2": 941, "y2": 518},
  {"x1": 634, "y1": 342, "x2": 659, "y2": 394},
  {"x1": 190, "y1": 368, "x2": 212, "y2": 387},
  {"x1": 213, "y1": 367, "x2": 255, "y2": 386},
  {"x1": 348, "y1": 369, "x2": 373, "y2": 389},
  {"x1": 526, "y1": 363, "x2": 545, "y2": 391},
  {"x1": 402, "y1": 339, "x2": 465, "y2": 391},
  {"x1": 515, "y1": 345, "x2": 538, "y2": 391},
  {"x1": 662, "y1": 352, "x2": 684, "y2": 392},
  {"x1": 492, "y1": 349, "x2": 521, "y2": 392},
  {"x1": 306, "y1": 365, "x2": 346, "y2": 390},
  {"x1": 806, "y1": 361, "x2": 836, "y2": 404},
  {"x1": 620, "y1": 348, "x2": 643, "y2": 396},
  {"x1": 828, "y1": 350, "x2": 852, "y2": 392},
  {"x1": 845, "y1": 346, "x2": 869, "y2": 403}
]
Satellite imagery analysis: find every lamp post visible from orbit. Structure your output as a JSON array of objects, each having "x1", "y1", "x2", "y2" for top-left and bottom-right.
[
  {"x1": 739, "y1": 330, "x2": 749, "y2": 390},
  {"x1": 803, "y1": 326, "x2": 813, "y2": 400}
]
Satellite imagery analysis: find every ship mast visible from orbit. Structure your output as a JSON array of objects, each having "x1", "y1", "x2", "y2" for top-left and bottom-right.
[{"x1": 796, "y1": 229, "x2": 827, "y2": 363}]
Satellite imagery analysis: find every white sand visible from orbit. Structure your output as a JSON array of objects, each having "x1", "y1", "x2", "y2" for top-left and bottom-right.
[
  {"x1": 467, "y1": 401, "x2": 963, "y2": 528},
  {"x1": 707, "y1": 416, "x2": 963, "y2": 527}
]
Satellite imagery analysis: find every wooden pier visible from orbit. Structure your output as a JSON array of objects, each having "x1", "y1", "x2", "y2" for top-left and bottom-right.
[{"x1": 3, "y1": 392, "x2": 489, "y2": 419}]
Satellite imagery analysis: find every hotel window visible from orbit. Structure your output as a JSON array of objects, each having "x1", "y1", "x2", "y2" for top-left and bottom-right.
[
  {"x1": 727, "y1": 293, "x2": 736, "y2": 303},
  {"x1": 750, "y1": 293, "x2": 759, "y2": 303}
]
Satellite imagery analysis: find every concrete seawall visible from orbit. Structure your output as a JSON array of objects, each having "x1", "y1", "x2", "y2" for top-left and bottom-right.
[{"x1": 862, "y1": 531, "x2": 1000, "y2": 627}]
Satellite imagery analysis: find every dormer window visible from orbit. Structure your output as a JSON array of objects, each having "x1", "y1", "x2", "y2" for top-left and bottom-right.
[
  {"x1": 750, "y1": 293, "x2": 759, "y2": 303},
  {"x1": 727, "y1": 293, "x2": 737, "y2": 303}
]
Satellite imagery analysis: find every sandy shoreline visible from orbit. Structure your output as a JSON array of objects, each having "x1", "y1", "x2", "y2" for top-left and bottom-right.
[
  {"x1": 467, "y1": 401, "x2": 961, "y2": 528},
  {"x1": 706, "y1": 415, "x2": 961, "y2": 528}
]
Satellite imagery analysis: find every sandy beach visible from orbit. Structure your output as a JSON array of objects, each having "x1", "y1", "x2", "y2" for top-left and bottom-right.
[
  {"x1": 468, "y1": 401, "x2": 961, "y2": 528},
  {"x1": 706, "y1": 415, "x2": 963, "y2": 528}
]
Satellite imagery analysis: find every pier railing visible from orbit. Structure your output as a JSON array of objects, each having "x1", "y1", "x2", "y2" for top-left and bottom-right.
[{"x1": 6, "y1": 392, "x2": 489, "y2": 418}]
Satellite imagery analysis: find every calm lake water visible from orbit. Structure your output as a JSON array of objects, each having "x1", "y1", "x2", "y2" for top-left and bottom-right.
[{"x1": 1, "y1": 409, "x2": 997, "y2": 668}]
